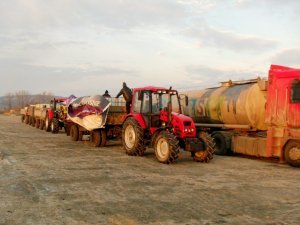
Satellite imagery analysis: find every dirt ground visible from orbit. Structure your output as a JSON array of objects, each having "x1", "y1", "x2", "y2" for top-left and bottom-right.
[{"x1": 0, "y1": 115, "x2": 299, "y2": 225}]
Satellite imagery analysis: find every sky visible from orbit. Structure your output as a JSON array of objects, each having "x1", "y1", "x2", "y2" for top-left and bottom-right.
[{"x1": 0, "y1": 0, "x2": 300, "y2": 97}]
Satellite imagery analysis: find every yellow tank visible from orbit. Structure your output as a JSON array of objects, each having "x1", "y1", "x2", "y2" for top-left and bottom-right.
[{"x1": 183, "y1": 79, "x2": 268, "y2": 131}]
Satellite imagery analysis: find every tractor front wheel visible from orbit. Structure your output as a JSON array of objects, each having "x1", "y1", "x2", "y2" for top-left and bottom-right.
[
  {"x1": 154, "y1": 131, "x2": 180, "y2": 164},
  {"x1": 51, "y1": 118, "x2": 60, "y2": 134},
  {"x1": 122, "y1": 117, "x2": 145, "y2": 156}
]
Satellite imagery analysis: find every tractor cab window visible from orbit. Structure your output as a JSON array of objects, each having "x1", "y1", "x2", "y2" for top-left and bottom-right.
[
  {"x1": 291, "y1": 79, "x2": 300, "y2": 103},
  {"x1": 141, "y1": 91, "x2": 150, "y2": 113},
  {"x1": 132, "y1": 91, "x2": 142, "y2": 113},
  {"x1": 152, "y1": 91, "x2": 181, "y2": 114}
]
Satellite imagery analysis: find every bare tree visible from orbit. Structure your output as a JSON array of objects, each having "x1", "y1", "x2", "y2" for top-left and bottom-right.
[
  {"x1": 15, "y1": 90, "x2": 30, "y2": 108},
  {"x1": 4, "y1": 92, "x2": 14, "y2": 110},
  {"x1": 33, "y1": 91, "x2": 54, "y2": 104}
]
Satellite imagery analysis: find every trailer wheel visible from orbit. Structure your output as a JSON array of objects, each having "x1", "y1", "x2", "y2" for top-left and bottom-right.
[
  {"x1": 39, "y1": 120, "x2": 44, "y2": 130},
  {"x1": 90, "y1": 130, "x2": 101, "y2": 147},
  {"x1": 284, "y1": 140, "x2": 300, "y2": 167},
  {"x1": 122, "y1": 117, "x2": 145, "y2": 156},
  {"x1": 100, "y1": 130, "x2": 107, "y2": 147},
  {"x1": 25, "y1": 116, "x2": 29, "y2": 124},
  {"x1": 194, "y1": 132, "x2": 215, "y2": 162},
  {"x1": 70, "y1": 125, "x2": 79, "y2": 141},
  {"x1": 21, "y1": 115, "x2": 25, "y2": 123},
  {"x1": 35, "y1": 119, "x2": 40, "y2": 129},
  {"x1": 64, "y1": 123, "x2": 70, "y2": 136},
  {"x1": 31, "y1": 117, "x2": 35, "y2": 127},
  {"x1": 45, "y1": 116, "x2": 51, "y2": 132},
  {"x1": 51, "y1": 118, "x2": 60, "y2": 134},
  {"x1": 154, "y1": 130, "x2": 180, "y2": 164},
  {"x1": 212, "y1": 132, "x2": 227, "y2": 155}
]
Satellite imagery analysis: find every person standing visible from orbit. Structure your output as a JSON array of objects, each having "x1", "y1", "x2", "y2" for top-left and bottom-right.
[
  {"x1": 116, "y1": 82, "x2": 132, "y2": 113},
  {"x1": 103, "y1": 90, "x2": 111, "y2": 98}
]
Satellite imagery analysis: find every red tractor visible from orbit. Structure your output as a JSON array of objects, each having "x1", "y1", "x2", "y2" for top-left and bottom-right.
[
  {"x1": 122, "y1": 86, "x2": 215, "y2": 163},
  {"x1": 44, "y1": 98, "x2": 67, "y2": 133}
]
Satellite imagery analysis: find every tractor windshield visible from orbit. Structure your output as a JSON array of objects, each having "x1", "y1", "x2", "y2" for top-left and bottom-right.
[{"x1": 152, "y1": 91, "x2": 181, "y2": 114}]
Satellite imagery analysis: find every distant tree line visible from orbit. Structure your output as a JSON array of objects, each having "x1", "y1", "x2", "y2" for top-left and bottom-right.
[{"x1": 2, "y1": 90, "x2": 54, "y2": 110}]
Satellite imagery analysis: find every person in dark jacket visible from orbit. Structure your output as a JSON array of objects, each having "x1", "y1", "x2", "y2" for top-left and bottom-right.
[
  {"x1": 116, "y1": 82, "x2": 132, "y2": 113},
  {"x1": 103, "y1": 90, "x2": 111, "y2": 98}
]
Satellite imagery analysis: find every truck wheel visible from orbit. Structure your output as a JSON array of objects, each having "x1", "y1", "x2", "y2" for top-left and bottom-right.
[
  {"x1": 154, "y1": 131, "x2": 180, "y2": 164},
  {"x1": 284, "y1": 140, "x2": 300, "y2": 167},
  {"x1": 21, "y1": 115, "x2": 25, "y2": 123},
  {"x1": 51, "y1": 118, "x2": 60, "y2": 134},
  {"x1": 70, "y1": 125, "x2": 79, "y2": 141},
  {"x1": 194, "y1": 133, "x2": 215, "y2": 162},
  {"x1": 212, "y1": 132, "x2": 227, "y2": 155},
  {"x1": 90, "y1": 130, "x2": 101, "y2": 147},
  {"x1": 35, "y1": 119, "x2": 40, "y2": 129},
  {"x1": 45, "y1": 116, "x2": 51, "y2": 132},
  {"x1": 39, "y1": 120, "x2": 44, "y2": 130},
  {"x1": 122, "y1": 117, "x2": 145, "y2": 156}
]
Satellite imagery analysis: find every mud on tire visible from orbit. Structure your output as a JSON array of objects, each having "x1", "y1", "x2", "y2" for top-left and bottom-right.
[
  {"x1": 51, "y1": 118, "x2": 60, "y2": 134},
  {"x1": 284, "y1": 140, "x2": 300, "y2": 167},
  {"x1": 122, "y1": 117, "x2": 145, "y2": 156},
  {"x1": 154, "y1": 130, "x2": 180, "y2": 164}
]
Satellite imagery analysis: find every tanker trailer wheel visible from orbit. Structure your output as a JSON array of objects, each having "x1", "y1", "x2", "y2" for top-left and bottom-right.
[
  {"x1": 154, "y1": 131, "x2": 180, "y2": 164},
  {"x1": 21, "y1": 115, "x2": 25, "y2": 123},
  {"x1": 35, "y1": 119, "x2": 40, "y2": 129},
  {"x1": 39, "y1": 120, "x2": 44, "y2": 130},
  {"x1": 284, "y1": 140, "x2": 300, "y2": 167},
  {"x1": 122, "y1": 117, "x2": 145, "y2": 156},
  {"x1": 51, "y1": 118, "x2": 60, "y2": 134},
  {"x1": 212, "y1": 132, "x2": 227, "y2": 155},
  {"x1": 194, "y1": 132, "x2": 215, "y2": 162},
  {"x1": 45, "y1": 115, "x2": 51, "y2": 132},
  {"x1": 70, "y1": 125, "x2": 79, "y2": 141}
]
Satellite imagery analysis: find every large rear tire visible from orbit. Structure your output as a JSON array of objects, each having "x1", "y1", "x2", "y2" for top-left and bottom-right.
[
  {"x1": 70, "y1": 125, "x2": 79, "y2": 141},
  {"x1": 51, "y1": 118, "x2": 60, "y2": 134},
  {"x1": 284, "y1": 140, "x2": 300, "y2": 167},
  {"x1": 122, "y1": 117, "x2": 145, "y2": 156},
  {"x1": 154, "y1": 130, "x2": 180, "y2": 164},
  {"x1": 194, "y1": 132, "x2": 215, "y2": 162}
]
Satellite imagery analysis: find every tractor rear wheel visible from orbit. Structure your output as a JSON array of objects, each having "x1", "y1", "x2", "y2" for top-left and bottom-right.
[
  {"x1": 51, "y1": 118, "x2": 60, "y2": 134},
  {"x1": 45, "y1": 116, "x2": 51, "y2": 132},
  {"x1": 122, "y1": 117, "x2": 145, "y2": 156},
  {"x1": 194, "y1": 132, "x2": 215, "y2": 162},
  {"x1": 70, "y1": 125, "x2": 79, "y2": 141},
  {"x1": 284, "y1": 140, "x2": 300, "y2": 167},
  {"x1": 154, "y1": 130, "x2": 180, "y2": 164}
]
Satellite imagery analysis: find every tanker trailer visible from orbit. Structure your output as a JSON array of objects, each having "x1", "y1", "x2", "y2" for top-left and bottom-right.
[{"x1": 183, "y1": 64, "x2": 300, "y2": 167}]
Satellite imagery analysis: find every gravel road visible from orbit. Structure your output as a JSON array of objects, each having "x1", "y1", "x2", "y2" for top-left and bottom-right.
[{"x1": 0, "y1": 115, "x2": 299, "y2": 225}]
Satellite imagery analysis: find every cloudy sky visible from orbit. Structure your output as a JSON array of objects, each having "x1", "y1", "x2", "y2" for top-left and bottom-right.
[{"x1": 0, "y1": 0, "x2": 300, "y2": 97}]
